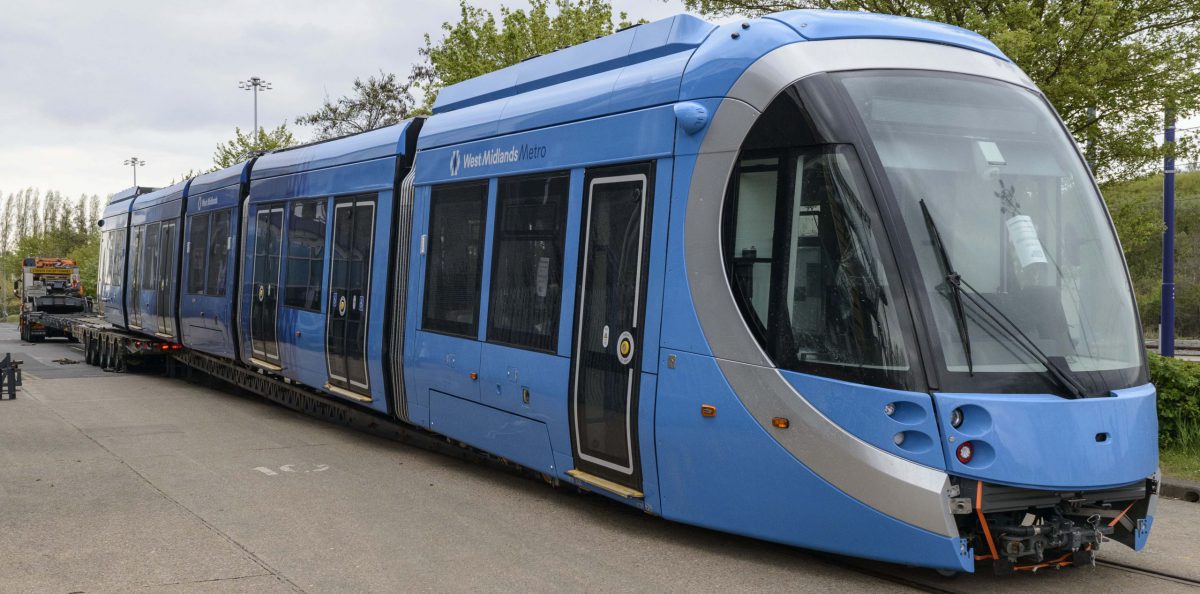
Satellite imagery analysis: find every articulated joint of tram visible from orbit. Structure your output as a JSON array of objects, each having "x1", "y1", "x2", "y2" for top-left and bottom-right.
[{"x1": 947, "y1": 476, "x2": 1157, "y2": 573}]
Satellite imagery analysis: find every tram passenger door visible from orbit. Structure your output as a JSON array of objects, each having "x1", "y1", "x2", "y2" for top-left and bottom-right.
[
  {"x1": 157, "y1": 221, "x2": 177, "y2": 337},
  {"x1": 326, "y1": 195, "x2": 375, "y2": 396},
  {"x1": 128, "y1": 225, "x2": 144, "y2": 329},
  {"x1": 139, "y1": 222, "x2": 160, "y2": 331},
  {"x1": 569, "y1": 165, "x2": 653, "y2": 493},
  {"x1": 250, "y1": 205, "x2": 284, "y2": 365}
]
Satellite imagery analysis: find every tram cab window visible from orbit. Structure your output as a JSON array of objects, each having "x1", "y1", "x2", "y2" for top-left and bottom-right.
[
  {"x1": 486, "y1": 173, "x2": 569, "y2": 352},
  {"x1": 723, "y1": 86, "x2": 913, "y2": 387},
  {"x1": 284, "y1": 200, "x2": 326, "y2": 310},
  {"x1": 423, "y1": 182, "x2": 488, "y2": 337},
  {"x1": 726, "y1": 147, "x2": 910, "y2": 385}
]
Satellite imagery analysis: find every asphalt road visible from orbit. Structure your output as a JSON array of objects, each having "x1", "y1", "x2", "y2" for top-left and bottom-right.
[{"x1": 0, "y1": 324, "x2": 1196, "y2": 593}]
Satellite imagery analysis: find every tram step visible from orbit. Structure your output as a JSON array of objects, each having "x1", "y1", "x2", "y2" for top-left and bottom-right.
[{"x1": 567, "y1": 469, "x2": 644, "y2": 499}]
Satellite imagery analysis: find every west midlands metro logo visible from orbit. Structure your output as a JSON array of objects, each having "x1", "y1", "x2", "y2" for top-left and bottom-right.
[{"x1": 449, "y1": 143, "x2": 547, "y2": 177}]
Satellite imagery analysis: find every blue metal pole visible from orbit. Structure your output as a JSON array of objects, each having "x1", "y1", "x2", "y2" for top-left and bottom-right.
[{"x1": 1161, "y1": 108, "x2": 1176, "y2": 357}]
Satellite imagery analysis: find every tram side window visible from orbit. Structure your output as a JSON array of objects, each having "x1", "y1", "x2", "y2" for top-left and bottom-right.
[
  {"x1": 284, "y1": 200, "x2": 326, "y2": 310},
  {"x1": 184, "y1": 210, "x2": 232, "y2": 296},
  {"x1": 187, "y1": 213, "x2": 210, "y2": 294},
  {"x1": 206, "y1": 210, "x2": 231, "y2": 297},
  {"x1": 423, "y1": 182, "x2": 487, "y2": 337},
  {"x1": 725, "y1": 146, "x2": 910, "y2": 384},
  {"x1": 487, "y1": 173, "x2": 569, "y2": 351}
]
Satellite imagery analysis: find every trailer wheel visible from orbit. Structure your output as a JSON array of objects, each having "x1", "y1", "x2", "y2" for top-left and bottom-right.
[{"x1": 101, "y1": 339, "x2": 111, "y2": 370}]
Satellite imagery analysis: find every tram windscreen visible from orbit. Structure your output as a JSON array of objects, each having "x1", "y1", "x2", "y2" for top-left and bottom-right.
[{"x1": 837, "y1": 72, "x2": 1142, "y2": 380}]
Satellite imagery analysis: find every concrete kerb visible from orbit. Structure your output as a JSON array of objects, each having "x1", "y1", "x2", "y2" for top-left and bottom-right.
[{"x1": 1161, "y1": 476, "x2": 1200, "y2": 503}]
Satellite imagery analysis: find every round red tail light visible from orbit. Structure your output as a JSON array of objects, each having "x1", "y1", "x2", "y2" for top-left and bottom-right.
[{"x1": 956, "y1": 441, "x2": 974, "y2": 464}]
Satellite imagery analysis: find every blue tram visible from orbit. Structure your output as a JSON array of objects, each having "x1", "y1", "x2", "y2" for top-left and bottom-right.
[{"x1": 96, "y1": 10, "x2": 1159, "y2": 572}]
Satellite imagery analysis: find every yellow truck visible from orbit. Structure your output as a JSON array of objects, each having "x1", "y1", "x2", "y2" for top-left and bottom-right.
[{"x1": 16, "y1": 257, "x2": 87, "y2": 342}]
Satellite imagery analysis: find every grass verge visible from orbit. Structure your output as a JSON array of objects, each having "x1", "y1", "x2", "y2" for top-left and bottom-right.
[{"x1": 1161, "y1": 446, "x2": 1200, "y2": 483}]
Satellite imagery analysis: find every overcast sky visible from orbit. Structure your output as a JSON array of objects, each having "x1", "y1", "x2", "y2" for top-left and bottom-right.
[
  {"x1": 3, "y1": 2, "x2": 1190, "y2": 201},
  {"x1": 0, "y1": 1, "x2": 695, "y2": 199}
]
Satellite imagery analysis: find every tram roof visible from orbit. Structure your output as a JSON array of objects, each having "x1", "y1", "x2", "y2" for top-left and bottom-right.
[
  {"x1": 131, "y1": 179, "x2": 189, "y2": 211},
  {"x1": 189, "y1": 161, "x2": 252, "y2": 197},
  {"x1": 418, "y1": 10, "x2": 1007, "y2": 150},
  {"x1": 250, "y1": 120, "x2": 420, "y2": 181}
]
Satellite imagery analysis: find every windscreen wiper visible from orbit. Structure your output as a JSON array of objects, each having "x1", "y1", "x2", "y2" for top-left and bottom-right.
[
  {"x1": 952, "y1": 276, "x2": 1087, "y2": 398},
  {"x1": 919, "y1": 200, "x2": 1087, "y2": 398},
  {"x1": 919, "y1": 199, "x2": 973, "y2": 375}
]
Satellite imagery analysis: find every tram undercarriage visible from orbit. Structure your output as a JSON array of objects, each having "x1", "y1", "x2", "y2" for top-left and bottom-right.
[{"x1": 953, "y1": 478, "x2": 1155, "y2": 573}]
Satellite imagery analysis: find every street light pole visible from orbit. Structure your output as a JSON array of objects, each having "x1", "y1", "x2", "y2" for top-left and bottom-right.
[
  {"x1": 123, "y1": 156, "x2": 145, "y2": 187},
  {"x1": 1161, "y1": 108, "x2": 1176, "y2": 357},
  {"x1": 238, "y1": 76, "x2": 273, "y2": 133}
]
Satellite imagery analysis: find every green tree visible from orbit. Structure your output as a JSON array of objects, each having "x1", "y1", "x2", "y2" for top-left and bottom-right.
[
  {"x1": 212, "y1": 124, "x2": 298, "y2": 169},
  {"x1": 411, "y1": 0, "x2": 637, "y2": 110},
  {"x1": 66, "y1": 233, "x2": 101, "y2": 299},
  {"x1": 0, "y1": 190, "x2": 101, "y2": 307},
  {"x1": 296, "y1": 71, "x2": 417, "y2": 140},
  {"x1": 678, "y1": 0, "x2": 1200, "y2": 180},
  {"x1": 1102, "y1": 170, "x2": 1200, "y2": 336}
]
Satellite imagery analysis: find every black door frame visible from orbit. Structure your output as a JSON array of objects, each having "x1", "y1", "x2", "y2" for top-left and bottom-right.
[
  {"x1": 156, "y1": 220, "x2": 177, "y2": 337},
  {"x1": 326, "y1": 194, "x2": 376, "y2": 395},
  {"x1": 250, "y1": 204, "x2": 285, "y2": 365},
  {"x1": 128, "y1": 224, "x2": 144, "y2": 329},
  {"x1": 567, "y1": 161, "x2": 655, "y2": 490}
]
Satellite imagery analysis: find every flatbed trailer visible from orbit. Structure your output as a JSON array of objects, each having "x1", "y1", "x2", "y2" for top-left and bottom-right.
[{"x1": 26, "y1": 310, "x2": 180, "y2": 371}]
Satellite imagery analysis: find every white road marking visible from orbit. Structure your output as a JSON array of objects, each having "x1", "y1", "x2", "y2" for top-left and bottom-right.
[{"x1": 254, "y1": 463, "x2": 329, "y2": 476}]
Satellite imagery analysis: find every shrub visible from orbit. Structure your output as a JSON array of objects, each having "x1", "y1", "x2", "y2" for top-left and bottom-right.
[{"x1": 1148, "y1": 351, "x2": 1200, "y2": 449}]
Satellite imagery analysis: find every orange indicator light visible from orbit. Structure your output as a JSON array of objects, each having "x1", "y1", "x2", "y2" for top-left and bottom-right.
[
  {"x1": 700, "y1": 404, "x2": 716, "y2": 417},
  {"x1": 772, "y1": 417, "x2": 790, "y2": 429},
  {"x1": 469, "y1": 372, "x2": 478, "y2": 380}
]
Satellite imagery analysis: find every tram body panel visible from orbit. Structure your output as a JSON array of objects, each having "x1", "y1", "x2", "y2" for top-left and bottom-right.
[
  {"x1": 409, "y1": 104, "x2": 677, "y2": 500},
  {"x1": 98, "y1": 187, "x2": 145, "y2": 329},
  {"x1": 181, "y1": 162, "x2": 250, "y2": 360},
  {"x1": 932, "y1": 385, "x2": 1158, "y2": 490},
  {"x1": 238, "y1": 122, "x2": 418, "y2": 414},
  {"x1": 127, "y1": 182, "x2": 189, "y2": 339},
  {"x1": 655, "y1": 349, "x2": 973, "y2": 571}
]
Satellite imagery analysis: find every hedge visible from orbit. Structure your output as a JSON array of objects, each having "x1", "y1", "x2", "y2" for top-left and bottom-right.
[{"x1": 1148, "y1": 352, "x2": 1200, "y2": 450}]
